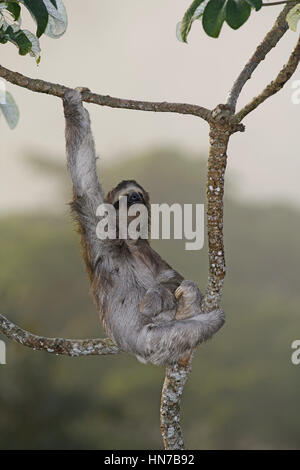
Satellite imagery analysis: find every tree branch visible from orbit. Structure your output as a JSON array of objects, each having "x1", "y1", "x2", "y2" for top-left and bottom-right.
[
  {"x1": 202, "y1": 124, "x2": 229, "y2": 312},
  {"x1": 0, "y1": 64, "x2": 211, "y2": 122},
  {"x1": 235, "y1": 34, "x2": 300, "y2": 122},
  {"x1": 160, "y1": 359, "x2": 192, "y2": 450},
  {"x1": 226, "y1": 2, "x2": 298, "y2": 112},
  {"x1": 160, "y1": 104, "x2": 238, "y2": 449},
  {"x1": 0, "y1": 314, "x2": 120, "y2": 356}
]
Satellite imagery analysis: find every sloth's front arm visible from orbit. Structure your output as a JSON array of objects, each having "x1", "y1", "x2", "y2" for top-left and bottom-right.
[{"x1": 63, "y1": 88, "x2": 106, "y2": 271}]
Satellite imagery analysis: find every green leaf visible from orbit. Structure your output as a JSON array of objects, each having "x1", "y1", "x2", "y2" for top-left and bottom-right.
[
  {"x1": 1, "y1": 1, "x2": 21, "y2": 21},
  {"x1": 179, "y1": 0, "x2": 206, "y2": 43},
  {"x1": 245, "y1": 0, "x2": 262, "y2": 11},
  {"x1": 3, "y1": 25, "x2": 33, "y2": 55},
  {"x1": 226, "y1": 0, "x2": 251, "y2": 30},
  {"x1": 203, "y1": 0, "x2": 227, "y2": 38},
  {"x1": 0, "y1": 25, "x2": 8, "y2": 43},
  {"x1": 23, "y1": 29, "x2": 41, "y2": 61},
  {"x1": 0, "y1": 91, "x2": 19, "y2": 129},
  {"x1": 43, "y1": 0, "x2": 68, "y2": 38},
  {"x1": 19, "y1": 0, "x2": 49, "y2": 37},
  {"x1": 286, "y1": 4, "x2": 300, "y2": 32}
]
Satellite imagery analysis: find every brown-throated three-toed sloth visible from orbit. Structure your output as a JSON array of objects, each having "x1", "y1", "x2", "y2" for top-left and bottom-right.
[{"x1": 63, "y1": 88, "x2": 225, "y2": 366}]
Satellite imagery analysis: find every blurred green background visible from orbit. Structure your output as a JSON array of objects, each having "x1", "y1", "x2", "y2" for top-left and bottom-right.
[{"x1": 0, "y1": 148, "x2": 300, "y2": 450}]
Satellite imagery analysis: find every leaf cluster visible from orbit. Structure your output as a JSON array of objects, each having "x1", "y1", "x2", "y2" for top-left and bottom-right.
[{"x1": 177, "y1": 0, "x2": 263, "y2": 40}]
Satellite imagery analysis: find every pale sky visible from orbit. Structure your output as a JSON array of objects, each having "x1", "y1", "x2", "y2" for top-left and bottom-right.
[{"x1": 0, "y1": 0, "x2": 299, "y2": 214}]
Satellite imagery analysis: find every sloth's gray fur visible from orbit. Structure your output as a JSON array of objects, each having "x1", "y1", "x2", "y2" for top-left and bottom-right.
[{"x1": 63, "y1": 89, "x2": 225, "y2": 365}]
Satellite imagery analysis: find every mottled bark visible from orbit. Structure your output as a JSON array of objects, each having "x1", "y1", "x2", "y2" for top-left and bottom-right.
[
  {"x1": 203, "y1": 123, "x2": 230, "y2": 312},
  {"x1": 0, "y1": 314, "x2": 120, "y2": 356},
  {"x1": 160, "y1": 359, "x2": 192, "y2": 450}
]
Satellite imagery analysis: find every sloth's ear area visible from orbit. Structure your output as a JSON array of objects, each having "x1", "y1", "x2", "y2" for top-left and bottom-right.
[
  {"x1": 105, "y1": 190, "x2": 114, "y2": 204},
  {"x1": 142, "y1": 189, "x2": 150, "y2": 207}
]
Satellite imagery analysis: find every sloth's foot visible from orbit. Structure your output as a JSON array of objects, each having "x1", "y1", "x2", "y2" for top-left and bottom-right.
[
  {"x1": 174, "y1": 286, "x2": 184, "y2": 299},
  {"x1": 175, "y1": 280, "x2": 203, "y2": 320}
]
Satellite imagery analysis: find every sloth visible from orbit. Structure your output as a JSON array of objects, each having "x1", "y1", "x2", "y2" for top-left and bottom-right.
[{"x1": 63, "y1": 88, "x2": 225, "y2": 366}]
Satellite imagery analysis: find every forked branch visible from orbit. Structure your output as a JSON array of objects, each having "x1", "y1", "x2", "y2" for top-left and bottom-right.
[
  {"x1": 226, "y1": 2, "x2": 298, "y2": 112},
  {"x1": 236, "y1": 34, "x2": 300, "y2": 121}
]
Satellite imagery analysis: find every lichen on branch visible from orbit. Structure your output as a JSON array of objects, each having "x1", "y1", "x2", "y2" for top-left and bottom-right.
[{"x1": 0, "y1": 314, "x2": 120, "y2": 356}]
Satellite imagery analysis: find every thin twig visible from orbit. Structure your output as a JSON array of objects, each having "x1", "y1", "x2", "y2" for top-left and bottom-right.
[
  {"x1": 236, "y1": 34, "x2": 300, "y2": 122},
  {"x1": 0, "y1": 314, "x2": 120, "y2": 356},
  {"x1": 226, "y1": 2, "x2": 298, "y2": 112},
  {"x1": 0, "y1": 64, "x2": 212, "y2": 122}
]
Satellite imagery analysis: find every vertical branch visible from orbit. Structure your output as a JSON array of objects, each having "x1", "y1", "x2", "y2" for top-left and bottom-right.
[
  {"x1": 160, "y1": 359, "x2": 192, "y2": 450},
  {"x1": 202, "y1": 121, "x2": 230, "y2": 312},
  {"x1": 160, "y1": 111, "x2": 232, "y2": 450},
  {"x1": 226, "y1": 2, "x2": 297, "y2": 111}
]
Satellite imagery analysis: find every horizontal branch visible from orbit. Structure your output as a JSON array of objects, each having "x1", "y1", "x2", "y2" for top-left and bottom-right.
[
  {"x1": 0, "y1": 314, "x2": 120, "y2": 356},
  {"x1": 226, "y1": 2, "x2": 298, "y2": 112},
  {"x1": 0, "y1": 64, "x2": 211, "y2": 121},
  {"x1": 236, "y1": 34, "x2": 300, "y2": 122}
]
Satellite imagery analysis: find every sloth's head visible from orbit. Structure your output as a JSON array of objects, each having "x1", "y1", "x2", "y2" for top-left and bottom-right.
[
  {"x1": 105, "y1": 180, "x2": 150, "y2": 211},
  {"x1": 105, "y1": 180, "x2": 151, "y2": 240}
]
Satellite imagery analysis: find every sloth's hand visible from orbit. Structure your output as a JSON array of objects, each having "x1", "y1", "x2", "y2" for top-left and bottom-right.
[{"x1": 139, "y1": 286, "x2": 175, "y2": 317}]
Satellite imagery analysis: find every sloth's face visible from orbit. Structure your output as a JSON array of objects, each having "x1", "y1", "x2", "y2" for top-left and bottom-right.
[
  {"x1": 105, "y1": 180, "x2": 150, "y2": 220},
  {"x1": 106, "y1": 182, "x2": 151, "y2": 238}
]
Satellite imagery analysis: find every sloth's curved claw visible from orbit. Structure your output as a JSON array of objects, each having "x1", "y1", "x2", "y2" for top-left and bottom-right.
[{"x1": 175, "y1": 286, "x2": 184, "y2": 299}]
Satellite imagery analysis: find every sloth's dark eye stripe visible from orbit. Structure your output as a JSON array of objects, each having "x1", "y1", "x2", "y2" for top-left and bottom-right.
[{"x1": 113, "y1": 191, "x2": 145, "y2": 209}]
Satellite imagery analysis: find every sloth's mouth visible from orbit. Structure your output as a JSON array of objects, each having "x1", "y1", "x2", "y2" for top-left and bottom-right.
[{"x1": 127, "y1": 199, "x2": 145, "y2": 208}]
